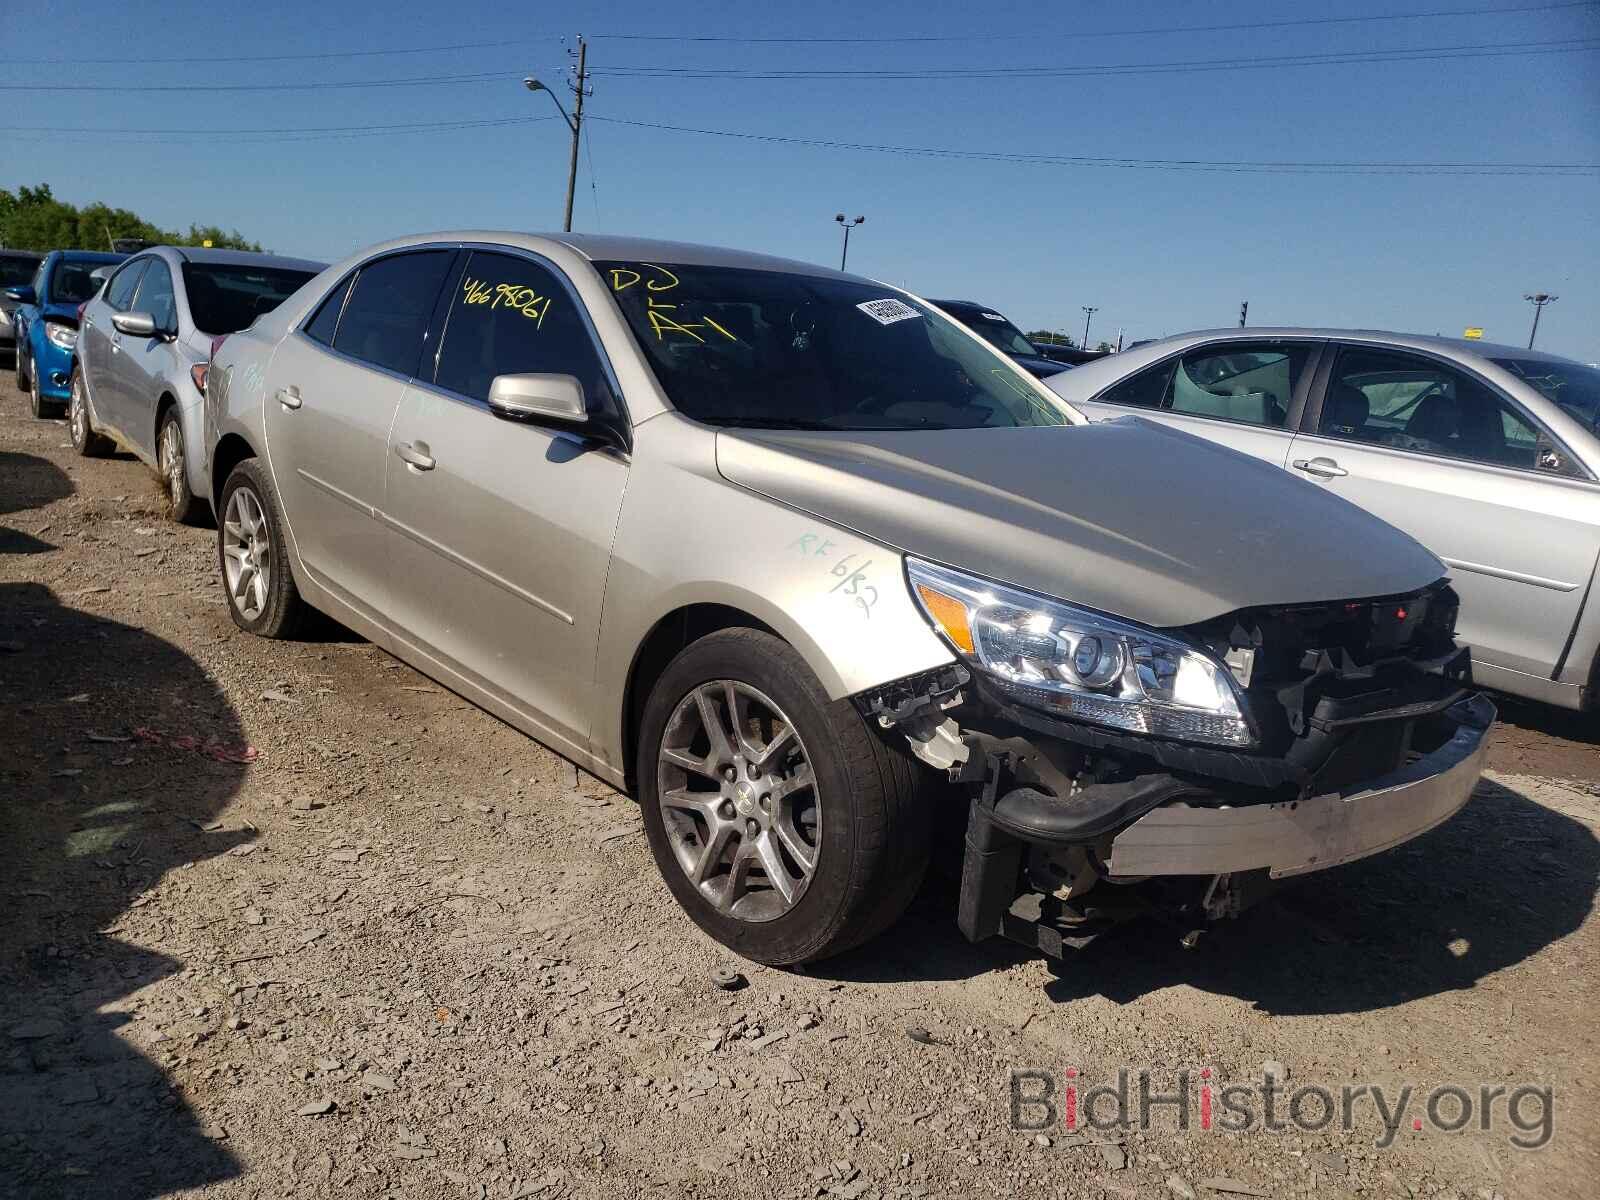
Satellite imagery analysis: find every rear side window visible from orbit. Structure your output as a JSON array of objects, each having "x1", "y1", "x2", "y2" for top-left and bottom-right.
[
  {"x1": 1164, "y1": 343, "x2": 1309, "y2": 428},
  {"x1": 137, "y1": 261, "x2": 178, "y2": 332},
  {"x1": 432, "y1": 250, "x2": 615, "y2": 412},
  {"x1": 303, "y1": 274, "x2": 353, "y2": 346},
  {"x1": 1095, "y1": 357, "x2": 1176, "y2": 409},
  {"x1": 332, "y1": 251, "x2": 454, "y2": 377},
  {"x1": 106, "y1": 260, "x2": 148, "y2": 312}
]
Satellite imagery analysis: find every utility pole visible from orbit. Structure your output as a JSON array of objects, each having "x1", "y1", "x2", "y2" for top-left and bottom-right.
[
  {"x1": 835, "y1": 214, "x2": 865, "y2": 270},
  {"x1": 1239, "y1": 300, "x2": 1248, "y2": 328},
  {"x1": 1523, "y1": 292, "x2": 1557, "y2": 349},
  {"x1": 521, "y1": 33, "x2": 590, "y2": 233},
  {"x1": 1081, "y1": 306, "x2": 1098, "y2": 350}
]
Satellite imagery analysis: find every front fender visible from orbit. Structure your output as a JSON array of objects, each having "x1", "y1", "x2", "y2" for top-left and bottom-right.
[{"x1": 593, "y1": 414, "x2": 954, "y2": 774}]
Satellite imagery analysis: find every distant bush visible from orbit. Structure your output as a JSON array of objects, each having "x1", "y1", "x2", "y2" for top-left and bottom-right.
[{"x1": 0, "y1": 183, "x2": 262, "y2": 253}]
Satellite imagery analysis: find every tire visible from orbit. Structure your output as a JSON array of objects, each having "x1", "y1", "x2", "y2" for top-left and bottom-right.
[
  {"x1": 28, "y1": 351, "x2": 62, "y2": 419},
  {"x1": 68, "y1": 369, "x2": 114, "y2": 457},
  {"x1": 217, "y1": 458, "x2": 307, "y2": 639},
  {"x1": 637, "y1": 627, "x2": 930, "y2": 965},
  {"x1": 15, "y1": 342, "x2": 28, "y2": 392},
  {"x1": 158, "y1": 408, "x2": 197, "y2": 523}
]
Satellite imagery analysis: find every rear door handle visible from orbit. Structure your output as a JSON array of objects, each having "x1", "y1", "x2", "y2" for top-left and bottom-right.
[
  {"x1": 394, "y1": 440, "x2": 436, "y2": 471},
  {"x1": 1292, "y1": 456, "x2": 1348, "y2": 479},
  {"x1": 275, "y1": 385, "x2": 302, "y2": 410}
]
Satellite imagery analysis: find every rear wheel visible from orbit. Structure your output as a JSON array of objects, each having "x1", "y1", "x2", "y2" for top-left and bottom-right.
[
  {"x1": 158, "y1": 408, "x2": 196, "y2": 523},
  {"x1": 218, "y1": 458, "x2": 307, "y2": 639},
  {"x1": 637, "y1": 628, "x2": 930, "y2": 965},
  {"x1": 68, "y1": 369, "x2": 114, "y2": 457}
]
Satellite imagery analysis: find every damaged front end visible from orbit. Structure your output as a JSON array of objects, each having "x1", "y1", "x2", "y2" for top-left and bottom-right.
[{"x1": 862, "y1": 563, "x2": 1493, "y2": 957}]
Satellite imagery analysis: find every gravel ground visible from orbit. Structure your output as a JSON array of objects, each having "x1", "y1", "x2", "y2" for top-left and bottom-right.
[{"x1": 2, "y1": 371, "x2": 1597, "y2": 1200}]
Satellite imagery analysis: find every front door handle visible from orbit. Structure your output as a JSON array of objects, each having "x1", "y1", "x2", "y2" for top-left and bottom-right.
[
  {"x1": 1292, "y1": 456, "x2": 1348, "y2": 479},
  {"x1": 395, "y1": 440, "x2": 436, "y2": 471},
  {"x1": 275, "y1": 385, "x2": 302, "y2": 410}
]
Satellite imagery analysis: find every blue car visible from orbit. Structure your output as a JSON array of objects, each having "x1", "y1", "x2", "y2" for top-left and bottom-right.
[{"x1": 7, "y1": 250, "x2": 126, "y2": 417}]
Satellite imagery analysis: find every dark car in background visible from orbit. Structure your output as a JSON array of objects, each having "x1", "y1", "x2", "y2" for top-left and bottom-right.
[
  {"x1": 6, "y1": 249, "x2": 127, "y2": 417},
  {"x1": 0, "y1": 250, "x2": 44, "y2": 359},
  {"x1": 932, "y1": 299, "x2": 1073, "y2": 378}
]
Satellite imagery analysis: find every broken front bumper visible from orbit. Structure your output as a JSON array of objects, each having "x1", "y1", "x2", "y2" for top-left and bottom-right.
[{"x1": 1105, "y1": 693, "x2": 1494, "y2": 879}]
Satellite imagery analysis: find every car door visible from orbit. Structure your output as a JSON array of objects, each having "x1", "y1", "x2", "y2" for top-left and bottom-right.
[
  {"x1": 380, "y1": 248, "x2": 630, "y2": 750},
  {"x1": 1072, "y1": 339, "x2": 1322, "y2": 468},
  {"x1": 1285, "y1": 342, "x2": 1600, "y2": 686},
  {"x1": 82, "y1": 256, "x2": 148, "y2": 436},
  {"x1": 119, "y1": 257, "x2": 180, "y2": 460},
  {"x1": 263, "y1": 248, "x2": 457, "y2": 618}
]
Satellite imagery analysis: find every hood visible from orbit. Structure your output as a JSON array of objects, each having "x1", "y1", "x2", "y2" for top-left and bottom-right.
[
  {"x1": 41, "y1": 301, "x2": 82, "y2": 322},
  {"x1": 715, "y1": 416, "x2": 1445, "y2": 629},
  {"x1": 1010, "y1": 352, "x2": 1070, "y2": 379}
]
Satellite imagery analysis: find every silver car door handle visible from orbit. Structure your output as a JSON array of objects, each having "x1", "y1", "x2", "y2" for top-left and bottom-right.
[
  {"x1": 275, "y1": 385, "x2": 302, "y2": 410},
  {"x1": 1292, "y1": 456, "x2": 1348, "y2": 479},
  {"x1": 395, "y1": 440, "x2": 436, "y2": 471}
]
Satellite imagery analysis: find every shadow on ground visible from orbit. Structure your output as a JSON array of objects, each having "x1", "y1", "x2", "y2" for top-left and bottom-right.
[
  {"x1": 1, "y1": 486, "x2": 249, "y2": 1197},
  {"x1": 0, "y1": 450, "x2": 73, "y2": 555},
  {"x1": 820, "y1": 777, "x2": 1597, "y2": 1017}
]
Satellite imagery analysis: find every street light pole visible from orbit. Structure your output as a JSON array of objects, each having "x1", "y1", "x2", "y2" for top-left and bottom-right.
[
  {"x1": 1081, "y1": 305, "x2": 1098, "y2": 350},
  {"x1": 835, "y1": 213, "x2": 865, "y2": 270},
  {"x1": 522, "y1": 33, "x2": 589, "y2": 233},
  {"x1": 1523, "y1": 292, "x2": 1558, "y2": 349}
]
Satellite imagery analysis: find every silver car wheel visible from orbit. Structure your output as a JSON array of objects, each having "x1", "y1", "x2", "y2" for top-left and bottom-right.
[
  {"x1": 657, "y1": 680, "x2": 820, "y2": 923},
  {"x1": 160, "y1": 418, "x2": 184, "y2": 504},
  {"x1": 222, "y1": 486, "x2": 270, "y2": 622},
  {"x1": 69, "y1": 375, "x2": 87, "y2": 445}
]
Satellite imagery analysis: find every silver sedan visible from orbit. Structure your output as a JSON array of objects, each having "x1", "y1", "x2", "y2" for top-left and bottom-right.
[
  {"x1": 1047, "y1": 329, "x2": 1600, "y2": 711},
  {"x1": 72, "y1": 246, "x2": 324, "y2": 520}
]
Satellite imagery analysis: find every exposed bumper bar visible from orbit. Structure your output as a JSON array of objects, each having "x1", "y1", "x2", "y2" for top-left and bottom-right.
[{"x1": 1106, "y1": 694, "x2": 1494, "y2": 879}]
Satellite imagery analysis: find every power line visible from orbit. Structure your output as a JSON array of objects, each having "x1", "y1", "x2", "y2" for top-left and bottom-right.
[
  {"x1": 0, "y1": 69, "x2": 517, "y2": 93},
  {"x1": 591, "y1": 37, "x2": 1600, "y2": 80},
  {"x1": 593, "y1": 1, "x2": 1598, "y2": 42},
  {"x1": 2, "y1": 116, "x2": 560, "y2": 145},
  {"x1": 0, "y1": 37, "x2": 545, "y2": 66},
  {"x1": 585, "y1": 114, "x2": 1600, "y2": 176}
]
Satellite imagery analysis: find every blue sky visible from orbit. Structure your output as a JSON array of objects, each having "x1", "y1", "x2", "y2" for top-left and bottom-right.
[{"x1": 5, "y1": 0, "x2": 1597, "y2": 358}]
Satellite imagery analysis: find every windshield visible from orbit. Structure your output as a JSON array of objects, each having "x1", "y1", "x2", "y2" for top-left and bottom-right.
[
  {"x1": 49, "y1": 262, "x2": 105, "y2": 305},
  {"x1": 597, "y1": 262, "x2": 1072, "y2": 431},
  {"x1": 942, "y1": 305, "x2": 1038, "y2": 357},
  {"x1": 0, "y1": 257, "x2": 39, "y2": 288},
  {"x1": 1493, "y1": 357, "x2": 1600, "y2": 432},
  {"x1": 181, "y1": 262, "x2": 317, "y2": 334}
]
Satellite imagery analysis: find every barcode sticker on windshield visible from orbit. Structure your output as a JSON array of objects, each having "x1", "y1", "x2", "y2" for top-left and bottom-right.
[{"x1": 856, "y1": 298, "x2": 921, "y2": 326}]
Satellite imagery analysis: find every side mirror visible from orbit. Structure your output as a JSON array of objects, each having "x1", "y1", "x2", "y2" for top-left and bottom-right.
[
  {"x1": 4, "y1": 285, "x2": 35, "y2": 304},
  {"x1": 112, "y1": 310, "x2": 158, "y2": 337},
  {"x1": 487, "y1": 372, "x2": 587, "y2": 425}
]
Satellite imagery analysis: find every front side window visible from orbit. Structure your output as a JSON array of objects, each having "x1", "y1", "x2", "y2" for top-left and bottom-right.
[
  {"x1": 50, "y1": 260, "x2": 107, "y2": 306},
  {"x1": 597, "y1": 261, "x2": 1071, "y2": 431},
  {"x1": 137, "y1": 261, "x2": 178, "y2": 332},
  {"x1": 182, "y1": 262, "x2": 318, "y2": 335},
  {"x1": 105, "y1": 259, "x2": 148, "y2": 312},
  {"x1": 1320, "y1": 347, "x2": 1550, "y2": 471},
  {"x1": 433, "y1": 251, "x2": 614, "y2": 412},
  {"x1": 332, "y1": 250, "x2": 455, "y2": 377}
]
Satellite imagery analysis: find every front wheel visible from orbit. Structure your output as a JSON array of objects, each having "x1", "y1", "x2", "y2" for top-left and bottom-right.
[
  {"x1": 637, "y1": 628, "x2": 930, "y2": 965},
  {"x1": 158, "y1": 409, "x2": 197, "y2": 523},
  {"x1": 68, "y1": 369, "x2": 114, "y2": 457},
  {"x1": 29, "y1": 351, "x2": 62, "y2": 419}
]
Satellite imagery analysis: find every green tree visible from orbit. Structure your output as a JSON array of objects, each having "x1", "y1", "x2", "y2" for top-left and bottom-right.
[
  {"x1": 1026, "y1": 329, "x2": 1077, "y2": 349},
  {"x1": 0, "y1": 183, "x2": 261, "y2": 252}
]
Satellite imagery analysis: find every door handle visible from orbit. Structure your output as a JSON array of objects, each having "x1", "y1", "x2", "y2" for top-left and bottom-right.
[
  {"x1": 1292, "y1": 456, "x2": 1348, "y2": 479},
  {"x1": 394, "y1": 440, "x2": 436, "y2": 471},
  {"x1": 275, "y1": 385, "x2": 302, "y2": 410}
]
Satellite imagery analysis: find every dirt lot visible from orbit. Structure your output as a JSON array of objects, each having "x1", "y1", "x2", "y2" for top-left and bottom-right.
[{"x1": 2, "y1": 373, "x2": 1598, "y2": 1200}]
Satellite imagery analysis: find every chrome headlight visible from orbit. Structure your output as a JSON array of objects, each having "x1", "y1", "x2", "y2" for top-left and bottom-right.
[
  {"x1": 907, "y1": 558, "x2": 1255, "y2": 748},
  {"x1": 45, "y1": 321, "x2": 77, "y2": 350}
]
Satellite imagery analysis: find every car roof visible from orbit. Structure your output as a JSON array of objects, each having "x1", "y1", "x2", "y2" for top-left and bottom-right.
[
  {"x1": 338, "y1": 231, "x2": 855, "y2": 284},
  {"x1": 144, "y1": 245, "x2": 327, "y2": 273},
  {"x1": 1118, "y1": 326, "x2": 1585, "y2": 368},
  {"x1": 49, "y1": 250, "x2": 126, "y2": 264},
  {"x1": 1, "y1": 249, "x2": 43, "y2": 260}
]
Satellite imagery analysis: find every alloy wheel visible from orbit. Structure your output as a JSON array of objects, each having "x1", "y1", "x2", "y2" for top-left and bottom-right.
[
  {"x1": 656, "y1": 680, "x2": 821, "y2": 922},
  {"x1": 222, "y1": 486, "x2": 271, "y2": 622},
  {"x1": 161, "y1": 418, "x2": 185, "y2": 505},
  {"x1": 69, "y1": 376, "x2": 87, "y2": 446}
]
